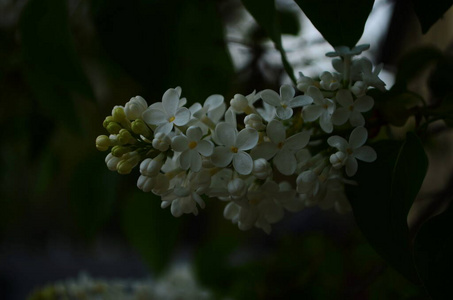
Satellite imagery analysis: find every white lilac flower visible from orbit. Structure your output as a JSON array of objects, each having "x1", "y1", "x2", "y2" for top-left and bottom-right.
[
  {"x1": 256, "y1": 101, "x2": 276, "y2": 122},
  {"x1": 227, "y1": 178, "x2": 248, "y2": 200},
  {"x1": 358, "y1": 58, "x2": 386, "y2": 91},
  {"x1": 261, "y1": 84, "x2": 312, "y2": 120},
  {"x1": 140, "y1": 155, "x2": 165, "y2": 177},
  {"x1": 297, "y1": 72, "x2": 318, "y2": 93},
  {"x1": 332, "y1": 89, "x2": 374, "y2": 126},
  {"x1": 326, "y1": 44, "x2": 370, "y2": 58},
  {"x1": 319, "y1": 71, "x2": 341, "y2": 91},
  {"x1": 251, "y1": 120, "x2": 310, "y2": 175},
  {"x1": 152, "y1": 132, "x2": 171, "y2": 151},
  {"x1": 252, "y1": 158, "x2": 272, "y2": 179},
  {"x1": 302, "y1": 86, "x2": 336, "y2": 133},
  {"x1": 124, "y1": 96, "x2": 148, "y2": 120},
  {"x1": 244, "y1": 113, "x2": 265, "y2": 131},
  {"x1": 189, "y1": 94, "x2": 225, "y2": 131},
  {"x1": 327, "y1": 126, "x2": 377, "y2": 176},
  {"x1": 211, "y1": 122, "x2": 258, "y2": 175},
  {"x1": 171, "y1": 126, "x2": 214, "y2": 172},
  {"x1": 142, "y1": 88, "x2": 191, "y2": 134},
  {"x1": 229, "y1": 90, "x2": 260, "y2": 114}
]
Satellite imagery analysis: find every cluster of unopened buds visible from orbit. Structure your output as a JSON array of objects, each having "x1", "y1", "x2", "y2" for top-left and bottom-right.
[{"x1": 96, "y1": 44, "x2": 384, "y2": 233}]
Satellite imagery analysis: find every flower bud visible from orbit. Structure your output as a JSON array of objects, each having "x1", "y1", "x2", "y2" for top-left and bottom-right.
[
  {"x1": 152, "y1": 132, "x2": 171, "y2": 152},
  {"x1": 320, "y1": 71, "x2": 341, "y2": 91},
  {"x1": 106, "y1": 122, "x2": 122, "y2": 134},
  {"x1": 117, "y1": 151, "x2": 140, "y2": 174},
  {"x1": 103, "y1": 116, "x2": 114, "y2": 128},
  {"x1": 131, "y1": 119, "x2": 152, "y2": 137},
  {"x1": 140, "y1": 157, "x2": 164, "y2": 177},
  {"x1": 112, "y1": 106, "x2": 130, "y2": 128},
  {"x1": 96, "y1": 135, "x2": 110, "y2": 151},
  {"x1": 118, "y1": 129, "x2": 136, "y2": 145},
  {"x1": 111, "y1": 145, "x2": 131, "y2": 157},
  {"x1": 105, "y1": 153, "x2": 121, "y2": 171},
  {"x1": 125, "y1": 96, "x2": 147, "y2": 120},
  {"x1": 350, "y1": 81, "x2": 367, "y2": 97},
  {"x1": 137, "y1": 175, "x2": 156, "y2": 192},
  {"x1": 152, "y1": 173, "x2": 170, "y2": 195},
  {"x1": 244, "y1": 114, "x2": 265, "y2": 131},
  {"x1": 230, "y1": 94, "x2": 249, "y2": 113},
  {"x1": 253, "y1": 158, "x2": 272, "y2": 179},
  {"x1": 228, "y1": 178, "x2": 247, "y2": 199},
  {"x1": 329, "y1": 151, "x2": 346, "y2": 169}
]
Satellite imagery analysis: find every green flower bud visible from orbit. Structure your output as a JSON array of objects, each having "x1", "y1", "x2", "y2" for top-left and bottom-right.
[
  {"x1": 103, "y1": 116, "x2": 114, "y2": 129},
  {"x1": 118, "y1": 129, "x2": 136, "y2": 145},
  {"x1": 111, "y1": 145, "x2": 131, "y2": 157},
  {"x1": 131, "y1": 119, "x2": 152, "y2": 137},
  {"x1": 95, "y1": 135, "x2": 110, "y2": 151},
  {"x1": 117, "y1": 152, "x2": 140, "y2": 174},
  {"x1": 106, "y1": 122, "x2": 122, "y2": 134},
  {"x1": 112, "y1": 106, "x2": 131, "y2": 129}
]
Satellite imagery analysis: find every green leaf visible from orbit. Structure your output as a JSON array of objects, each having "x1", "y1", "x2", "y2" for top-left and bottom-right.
[
  {"x1": 414, "y1": 203, "x2": 453, "y2": 299},
  {"x1": 278, "y1": 10, "x2": 301, "y2": 36},
  {"x1": 293, "y1": 0, "x2": 374, "y2": 48},
  {"x1": 394, "y1": 46, "x2": 443, "y2": 89},
  {"x1": 121, "y1": 190, "x2": 182, "y2": 274},
  {"x1": 348, "y1": 132, "x2": 428, "y2": 284},
  {"x1": 375, "y1": 91, "x2": 422, "y2": 126},
  {"x1": 70, "y1": 152, "x2": 118, "y2": 239},
  {"x1": 411, "y1": 0, "x2": 452, "y2": 34},
  {"x1": 241, "y1": 0, "x2": 296, "y2": 83},
  {"x1": 19, "y1": 0, "x2": 94, "y2": 99}
]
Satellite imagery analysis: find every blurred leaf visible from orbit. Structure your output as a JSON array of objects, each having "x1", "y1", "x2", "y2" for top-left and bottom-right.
[
  {"x1": 348, "y1": 132, "x2": 428, "y2": 284},
  {"x1": 121, "y1": 190, "x2": 182, "y2": 275},
  {"x1": 242, "y1": 0, "x2": 297, "y2": 83},
  {"x1": 20, "y1": 0, "x2": 94, "y2": 99},
  {"x1": 414, "y1": 203, "x2": 453, "y2": 299},
  {"x1": 375, "y1": 91, "x2": 422, "y2": 126},
  {"x1": 394, "y1": 46, "x2": 443, "y2": 89},
  {"x1": 278, "y1": 10, "x2": 301, "y2": 36},
  {"x1": 411, "y1": 0, "x2": 452, "y2": 34},
  {"x1": 429, "y1": 54, "x2": 453, "y2": 99},
  {"x1": 70, "y1": 152, "x2": 118, "y2": 239},
  {"x1": 293, "y1": 0, "x2": 374, "y2": 48}
]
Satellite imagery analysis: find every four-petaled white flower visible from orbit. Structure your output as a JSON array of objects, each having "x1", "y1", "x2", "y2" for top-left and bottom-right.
[
  {"x1": 332, "y1": 89, "x2": 374, "y2": 126},
  {"x1": 327, "y1": 126, "x2": 377, "y2": 177},
  {"x1": 171, "y1": 126, "x2": 214, "y2": 172},
  {"x1": 358, "y1": 58, "x2": 386, "y2": 91},
  {"x1": 261, "y1": 84, "x2": 312, "y2": 120},
  {"x1": 326, "y1": 44, "x2": 370, "y2": 58},
  {"x1": 142, "y1": 88, "x2": 191, "y2": 134},
  {"x1": 251, "y1": 120, "x2": 310, "y2": 175},
  {"x1": 303, "y1": 86, "x2": 336, "y2": 133},
  {"x1": 211, "y1": 122, "x2": 258, "y2": 175}
]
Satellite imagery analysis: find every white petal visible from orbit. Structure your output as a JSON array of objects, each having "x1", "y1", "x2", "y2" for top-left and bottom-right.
[
  {"x1": 289, "y1": 95, "x2": 312, "y2": 107},
  {"x1": 215, "y1": 122, "x2": 237, "y2": 146},
  {"x1": 209, "y1": 102, "x2": 226, "y2": 122},
  {"x1": 307, "y1": 86, "x2": 323, "y2": 103},
  {"x1": 211, "y1": 146, "x2": 233, "y2": 167},
  {"x1": 189, "y1": 103, "x2": 203, "y2": 115},
  {"x1": 349, "y1": 111, "x2": 365, "y2": 127},
  {"x1": 327, "y1": 136, "x2": 348, "y2": 151},
  {"x1": 303, "y1": 105, "x2": 323, "y2": 122},
  {"x1": 190, "y1": 152, "x2": 202, "y2": 172},
  {"x1": 142, "y1": 108, "x2": 167, "y2": 125},
  {"x1": 233, "y1": 151, "x2": 253, "y2": 175},
  {"x1": 261, "y1": 89, "x2": 281, "y2": 107},
  {"x1": 274, "y1": 150, "x2": 297, "y2": 175},
  {"x1": 276, "y1": 106, "x2": 293, "y2": 120},
  {"x1": 162, "y1": 88, "x2": 180, "y2": 115},
  {"x1": 266, "y1": 120, "x2": 286, "y2": 144},
  {"x1": 283, "y1": 131, "x2": 310, "y2": 151},
  {"x1": 345, "y1": 157, "x2": 358, "y2": 177},
  {"x1": 251, "y1": 142, "x2": 278, "y2": 160},
  {"x1": 336, "y1": 89, "x2": 353, "y2": 107},
  {"x1": 280, "y1": 84, "x2": 295, "y2": 101},
  {"x1": 354, "y1": 95, "x2": 374, "y2": 112},
  {"x1": 197, "y1": 140, "x2": 214, "y2": 156},
  {"x1": 332, "y1": 108, "x2": 350, "y2": 126},
  {"x1": 179, "y1": 150, "x2": 191, "y2": 170},
  {"x1": 171, "y1": 135, "x2": 189, "y2": 152},
  {"x1": 186, "y1": 126, "x2": 203, "y2": 141},
  {"x1": 174, "y1": 107, "x2": 191, "y2": 126},
  {"x1": 320, "y1": 112, "x2": 333, "y2": 133},
  {"x1": 225, "y1": 108, "x2": 236, "y2": 126},
  {"x1": 205, "y1": 94, "x2": 224, "y2": 110},
  {"x1": 349, "y1": 126, "x2": 367, "y2": 149},
  {"x1": 236, "y1": 128, "x2": 258, "y2": 151},
  {"x1": 353, "y1": 146, "x2": 377, "y2": 162},
  {"x1": 155, "y1": 122, "x2": 173, "y2": 134}
]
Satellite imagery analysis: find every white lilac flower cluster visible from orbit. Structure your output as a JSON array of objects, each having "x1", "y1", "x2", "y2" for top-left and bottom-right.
[
  {"x1": 28, "y1": 265, "x2": 214, "y2": 300},
  {"x1": 96, "y1": 45, "x2": 383, "y2": 234}
]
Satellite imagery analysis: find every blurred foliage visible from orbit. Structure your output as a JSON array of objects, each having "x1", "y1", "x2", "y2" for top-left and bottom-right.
[{"x1": 411, "y1": 0, "x2": 453, "y2": 34}]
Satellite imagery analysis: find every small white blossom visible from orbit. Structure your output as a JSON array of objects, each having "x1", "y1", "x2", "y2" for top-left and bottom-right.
[
  {"x1": 302, "y1": 86, "x2": 336, "y2": 133},
  {"x1": 297, "y1": 72, "x2": 318, "y2": 92},
  {"x1": 319, "y1": 72, "x2": 341, "y2": 91},
  {"x1": 332, "y1": 89, "x2": 374, "y2": 126},
  {"x1": 326, "y1": 44, "x2": 370, "y2": 58},
  {"x1": 327, "y1": 126, "x2": 377, "y2": 176},
  {"x1": 152, "y1": 132, "x2": 171, "y2": 151},
  {"x1": 125, "y1": 96, "x2": 147, "y2": 120},
  {"x1": 253, "y1": 158, "x2": 272, "y2": 179},
  {"x1": 358, "y1": 58, "x2": 386, "y2": 91},
  {"x1": 261, "y1": 84, "x2": 312, "y2": 120},
  {"x1": 244, "y1": 113, "x2": 265, "y2": 131}
]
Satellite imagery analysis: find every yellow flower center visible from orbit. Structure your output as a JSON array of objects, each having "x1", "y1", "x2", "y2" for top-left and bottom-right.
[
  {"x1": 230, "y1": 146, "x2": 238, "y2": 153},
  {"x1": 189, "y1": 141, "x2": 197, "y2": 149},
  {"x1": 347, "y1": 148, "x2": 353, "y2": 155},
  {"x1": 277, "y1": 142, "x2": 284, "y2": 149},
  {"x1": 168, "y1": 116, "x2": 175, "y2": 122},
  {"x1": 349, "y1": 105, "x2": 354, "y2": 111}
]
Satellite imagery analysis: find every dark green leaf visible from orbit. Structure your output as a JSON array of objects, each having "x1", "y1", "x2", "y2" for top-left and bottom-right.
[
  {"x1": 121, "y1": 190, "x2": 182, "y2": 274},
  {"x1": 348, "y1": 132, "x2": 428, "y2": 284},
  {"x1": 414, "y1": 203, "x2": 453, "y2": 299},
  {"x1": 70, "y1": 152, "x2": 118, "y2": 239},
  {"x1": 293, "y1": 0, "x2": 374, "y2": 48},
  {"x1": 411, "y1": 0, "x2": 452, "y2": 34},
  {"x1": 375, "y1": 91, "x2": 422, "y2": 126},
  {"x1": 20, "y1": 0, "x2": 94, "y2": 99},
  {"x1": 278, "y1": 10, "x2": 301, "y2": 36},
  {"x1": 394, "y1": 46, "x2": 443, "y2": 88},
  {"x1": 242, "y1": 0, "x2": 296, "y2": 83}
]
